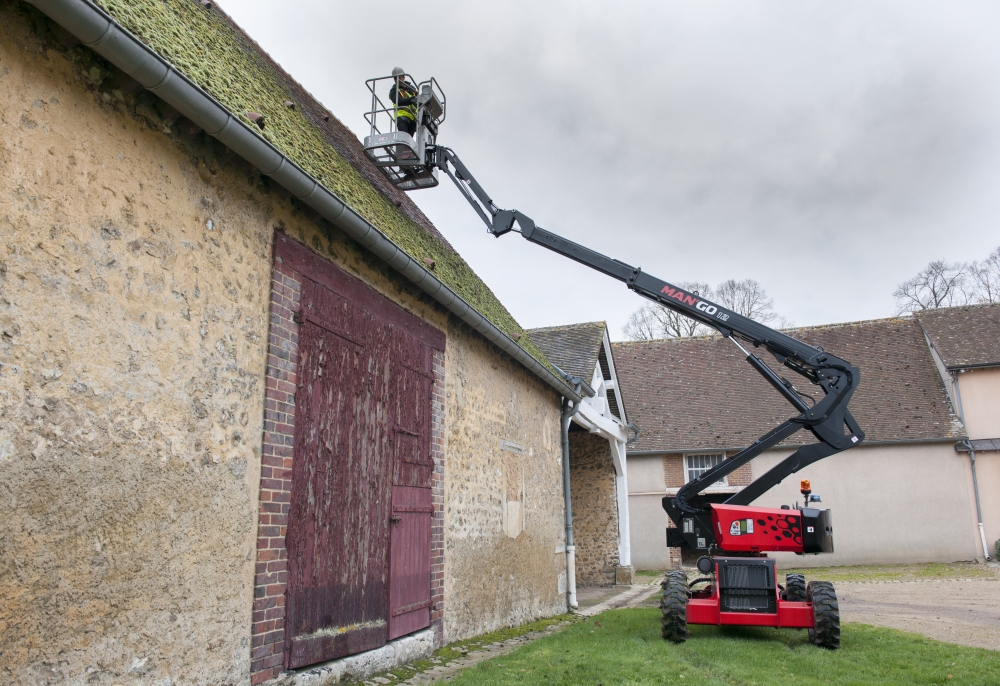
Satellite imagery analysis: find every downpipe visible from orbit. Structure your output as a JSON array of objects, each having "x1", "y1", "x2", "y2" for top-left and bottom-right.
[
  {"x1": 965, "y1": 442, "x2": 992, "y2": 562},
  {"x1": 562, "y1": 393, "x2": 582, "y2": 610},
  {"x1": 558, "y1": 372, "x2": 590, "y2": 611},
  {"x1": 954, "y1": 373, "x2": 991, "y2": 562}
]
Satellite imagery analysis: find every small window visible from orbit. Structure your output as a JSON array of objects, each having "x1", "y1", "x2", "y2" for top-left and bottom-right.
[{"x1": 685, "y1": 453, "x2": 727, "y2": 487}]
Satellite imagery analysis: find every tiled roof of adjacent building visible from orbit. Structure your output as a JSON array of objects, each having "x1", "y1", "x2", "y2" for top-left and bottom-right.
[
  {"x1": 527, "y1": 322, "x2": 607, "y2": 382},
  {"x1": 914, "y1": 304, "x2": 1000, "y2": 370},
  {"x1": 613, "y1": 317, "x2": 963, "y2": 453},
  {"x1": 93, "y1": 0, "x2": 555, "y2": 372}
]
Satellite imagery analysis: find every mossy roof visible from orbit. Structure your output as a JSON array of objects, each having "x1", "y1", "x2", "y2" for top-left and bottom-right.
[{"x1": 95, "y1": 0, "x2": 558, "y2": 377}]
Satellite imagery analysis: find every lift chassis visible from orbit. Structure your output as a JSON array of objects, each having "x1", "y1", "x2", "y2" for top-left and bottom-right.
[{"x1": 363, "y1": 79, "x2": 865, "y2": 648}]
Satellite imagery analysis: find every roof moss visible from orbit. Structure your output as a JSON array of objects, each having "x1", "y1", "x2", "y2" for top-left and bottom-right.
[{"x1": 95, "y1": 0, "x2": 555, "y2": 374}]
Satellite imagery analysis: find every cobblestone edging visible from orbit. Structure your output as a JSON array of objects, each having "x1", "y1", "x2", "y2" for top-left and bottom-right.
[{"x1": 836, "y1": 577, "x2": 999, "y2": 585}]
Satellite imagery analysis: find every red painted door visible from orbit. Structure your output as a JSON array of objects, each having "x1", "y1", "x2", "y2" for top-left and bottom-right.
[
  {"x1": 279, "y1": 242, "x2": 442, "y2": 669},
  {"x1": 388, "y1": 346, "x2": 434, "y2": 639},
  {"x1": 284, "y1": 280, "x2": 394, "y2": 668}
]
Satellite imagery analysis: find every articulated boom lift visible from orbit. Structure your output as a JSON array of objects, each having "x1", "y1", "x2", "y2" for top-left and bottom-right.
[{"x1": 363, "y1": 74, "x2": 866, "y2": 649}]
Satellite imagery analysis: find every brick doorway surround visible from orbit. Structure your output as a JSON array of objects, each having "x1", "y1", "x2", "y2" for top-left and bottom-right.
[{"x1": 249, "y1": 233, "x2": 446, "y2": 684}]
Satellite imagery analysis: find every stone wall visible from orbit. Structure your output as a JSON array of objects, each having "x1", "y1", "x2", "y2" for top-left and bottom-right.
[
  {"x1": 568, "y1": 431, "x2": 620, "y2": 586},
  {"x1": 442, "y1": 321, "x2": 566, "y2": 642},
  {"x1": 0, "y1": 4, "x2": 568, "y2": 681},
  {"x1": 0, "y1": 7, "x2": 274, "y2": 681}
]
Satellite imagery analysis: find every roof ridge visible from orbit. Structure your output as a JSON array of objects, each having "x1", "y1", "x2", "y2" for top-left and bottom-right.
[
  {"x1": 527, "y1": 321, "x2": 607, "y2": 333},
  {"x1": 612, "y1": 313, "x2": 918, "y2": 345}
]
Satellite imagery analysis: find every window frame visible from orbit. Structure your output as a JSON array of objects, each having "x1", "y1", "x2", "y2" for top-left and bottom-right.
[{"x1": 683, "y1": 452, "x2": 729, "y2": 488}]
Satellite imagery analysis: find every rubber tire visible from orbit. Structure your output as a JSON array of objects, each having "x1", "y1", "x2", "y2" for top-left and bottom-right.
[
  {"x1": 660, "y1": 570, "x2": 689, "y2": 643},
  {"x1": 784, "y1": 573, "x2": 807, "y2": 602},
  {"x1": 807, "y1": 581, "x2": 840, "y2": 649}
]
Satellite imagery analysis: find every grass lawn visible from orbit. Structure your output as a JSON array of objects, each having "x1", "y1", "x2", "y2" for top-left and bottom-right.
[
  {"x1": 778, "y1": 561, "x2": 997, "y2": 584},
  {"x1": 441, "y1": 608, "x2": 1000, "y2": 685}
]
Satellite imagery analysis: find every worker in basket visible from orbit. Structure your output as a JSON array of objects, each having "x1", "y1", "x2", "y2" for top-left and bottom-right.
[{"x1": 389, "y1": 67, "x2": 418, "y2": 137}]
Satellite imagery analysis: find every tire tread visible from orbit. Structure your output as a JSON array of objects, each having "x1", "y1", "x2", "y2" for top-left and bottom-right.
[
  {"x1": 807, "y1": 580, "x2": 840, "y2": 649},
  {"x1": 660, "y1": 570, "x2": 688, "y2": 643}
]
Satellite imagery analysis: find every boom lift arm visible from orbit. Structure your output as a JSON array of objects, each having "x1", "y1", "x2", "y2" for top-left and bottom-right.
[{"x1": 435, "y1": 146, "x2": 865, "y2": 552}]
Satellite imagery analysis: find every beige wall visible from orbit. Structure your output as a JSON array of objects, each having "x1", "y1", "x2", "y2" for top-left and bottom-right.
[
  {"x1": 0, "y1": 7, "x2": 567, "y2": 682},
  {"x1": 626, "y1": 454, "x2": 671, "y2": 570},
  {"x1": 957, "y1": 367, "x2": 1000, "y2": 439},
  {"x1": 969, "y1": 451, "x2": 1000, "y2": 558},
  {"x1": 442, "y1": 324, "x2": 565, "y2": 642},
  {"x1": 752, "y1": 442, "x2": 980, "y2": 567},
  {"x1": 955, "y1": 368, "x2": 999, "y2": 557},
  {"x1": 568, "y1": 431, "x2": 620, "y2": 586}
]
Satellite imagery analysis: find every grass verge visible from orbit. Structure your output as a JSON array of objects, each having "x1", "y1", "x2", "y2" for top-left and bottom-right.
[
  {"x1": 440, "y1": 608, "x2": 1000, "y2": 685},
  {"x1": 363, "y1": 614, "x2": 574, "y2": 684}
]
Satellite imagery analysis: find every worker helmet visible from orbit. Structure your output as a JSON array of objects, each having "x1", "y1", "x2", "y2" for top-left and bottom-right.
[{"x1": 392, "y1": 66, "x2": 406, "y2": 77}]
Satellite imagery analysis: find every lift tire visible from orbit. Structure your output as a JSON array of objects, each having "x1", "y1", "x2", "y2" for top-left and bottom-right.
[
  {"x1": 660, "y1": 570, "x2": 689, "y2": 643},
  {"x1": 784, "y1": 573, "x2": 807, "y2": 602},
  {"x1": 807, "y1": 581, "x2": 840, "y2": 649}
]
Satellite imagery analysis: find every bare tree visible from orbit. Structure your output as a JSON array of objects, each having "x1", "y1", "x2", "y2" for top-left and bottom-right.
[
  {"x1": 970, "y1": 246, "x2": 1000, "y2": 305},
  {"x1": 621, "y1": 282, "x2": 714, "y2": 340},
  {"x1": 714, "y1": 278, "x2": 777, "y2": 323},
  {"x1": 893, "y1": 260, "x2": 970, "y2": 314},
  {"x1": 621, "y1": 304, "x2": 662, "y2": 341}
]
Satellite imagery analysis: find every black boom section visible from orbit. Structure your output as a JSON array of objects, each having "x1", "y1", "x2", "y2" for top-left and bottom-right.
[{"x1": 434, "y1": 144, "x2": 866, "y2": 547}]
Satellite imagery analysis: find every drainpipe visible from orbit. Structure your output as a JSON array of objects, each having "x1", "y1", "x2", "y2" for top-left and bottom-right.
[
  {"x1": 562, "y1": 393, "x2": 582, "y2": 610},
  {"x1": 553, "y1": 366, "x2": 592, "y2": 611},
  {"x1": 964, "y1": 442, "x2": 992, "y2": 562},
  {"x1": 953, "y1": 372, "x2": 991, "y2": 562}
]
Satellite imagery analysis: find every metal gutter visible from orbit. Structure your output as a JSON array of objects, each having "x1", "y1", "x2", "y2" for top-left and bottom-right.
[
  {"x1": 626, "y1": 436, "x2": 966, "y2": 456},
  {"x1": 945, "y1": 362, "x2": 1000, "y2": 372},
  {"x1": 27, "y1": 0, "x2": 580, "y2": 403}
]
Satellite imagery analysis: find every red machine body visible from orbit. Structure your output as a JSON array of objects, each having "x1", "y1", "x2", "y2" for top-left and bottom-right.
[
  {"x1": 709, "y1": 504, "x2": 805, "y2": 553},
  {"x1": 686, "y1": 557, "x2": 814, "y2": 629}
]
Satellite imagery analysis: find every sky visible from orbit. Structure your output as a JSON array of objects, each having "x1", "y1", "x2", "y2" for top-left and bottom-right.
[{"x1": 223, "y1": 0, "x2": 1000, "y2": 339}]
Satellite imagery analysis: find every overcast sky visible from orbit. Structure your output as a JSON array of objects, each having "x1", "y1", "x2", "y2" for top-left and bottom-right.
[{"x1": 224, "y1": 0, "x2": 1000, "y2": 338}]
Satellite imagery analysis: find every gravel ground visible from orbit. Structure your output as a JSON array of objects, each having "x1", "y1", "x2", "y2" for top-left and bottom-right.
[{"x1": 837, "y1": 575, "x2": 1000, "y2": 651}]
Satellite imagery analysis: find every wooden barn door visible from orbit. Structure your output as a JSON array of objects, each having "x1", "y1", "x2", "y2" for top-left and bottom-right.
[
  {"x1": 282, "y1": 256, "x2": 439, "y2": 669},
  {"x1": 284, "y1": 280, "x2": 394, "y2": 668},
  {"x1": 388, "y1": 332, "x2": 435, "y2": 639}
]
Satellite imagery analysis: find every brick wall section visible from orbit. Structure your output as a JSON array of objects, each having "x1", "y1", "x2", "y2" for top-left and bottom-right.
[
  {"x1": 250, "y1": 257, "x2": 447, "y2": 684},
  {"x1": 663, "y1": 455, "x2": 684, "y2": 488},
  {"x1": 429, "y1": 349, "x2": 446, "y2": 648},
  {"x1": 251, "y1": 259, "x2": 301, "y2": 685},
  {"x1": 728, "y1": 458, "x2": 752, "y2": 487},
  {"x1": 663, "y1": 453, "x2": 751, "y2": 488},
  {"x1": 569, "y1": 432, "x2": 620, "y2": 587}
]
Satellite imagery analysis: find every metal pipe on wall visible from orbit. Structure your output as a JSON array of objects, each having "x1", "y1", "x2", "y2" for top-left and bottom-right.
[
  {"x1": 561, "y1": 393, "x2": 582, "y2": 609},
  {"x1": 953, "y1": 372, "x2": 991, "y2": 561}
]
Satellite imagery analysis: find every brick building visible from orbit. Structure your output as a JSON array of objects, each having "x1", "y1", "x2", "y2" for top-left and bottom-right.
[
  {"x1": 0, "y1": 1, "x2": 616, "y2": 683},
  {"x1": 616, "y1": 313, "x2": 998, "y2": 570}
]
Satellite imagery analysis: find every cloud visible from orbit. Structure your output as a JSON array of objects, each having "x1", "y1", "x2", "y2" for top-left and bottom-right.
[{"x1": 223, "y1": 0, "x2": 1000, "y2": 335}]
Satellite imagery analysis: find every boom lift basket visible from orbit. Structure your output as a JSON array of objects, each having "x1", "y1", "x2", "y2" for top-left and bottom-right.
[{"x1": 363, "y1": 74, "x2": 446, "y2": 190}]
